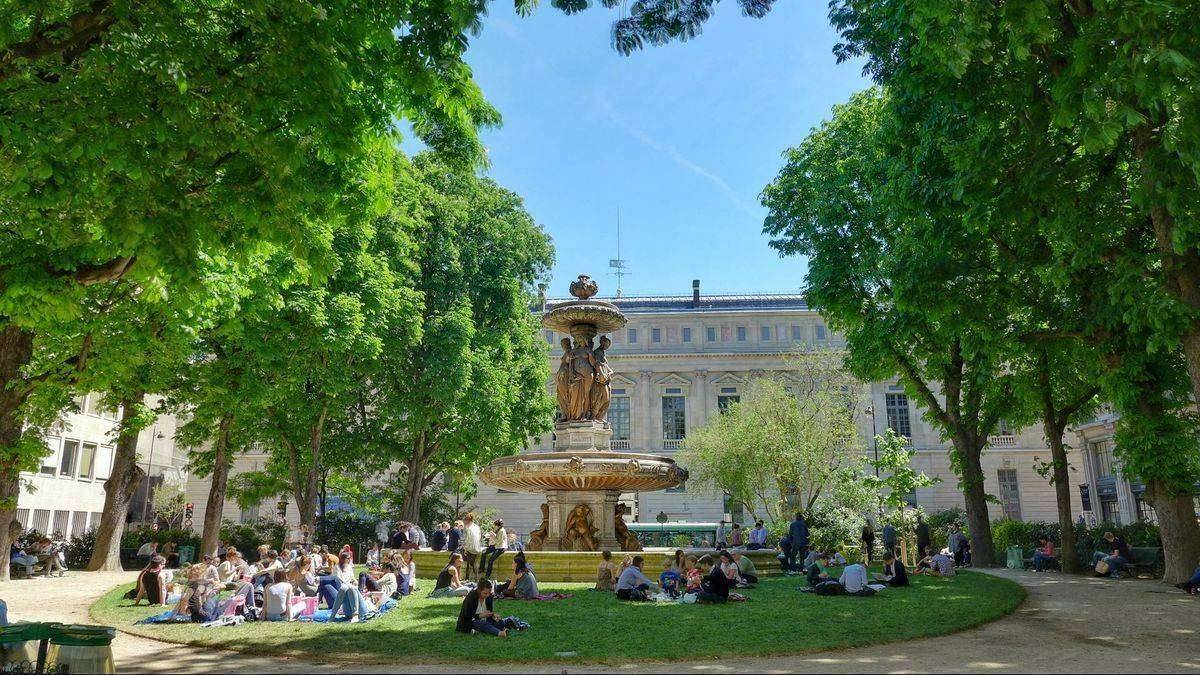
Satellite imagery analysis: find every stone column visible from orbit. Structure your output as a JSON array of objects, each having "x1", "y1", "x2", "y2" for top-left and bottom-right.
[
  {"x1": 639, "y1": 369, "x2": 655, "y2": 451},
  {"x1": 693, "y1": 369, "x2": 709, "y2": 429}
]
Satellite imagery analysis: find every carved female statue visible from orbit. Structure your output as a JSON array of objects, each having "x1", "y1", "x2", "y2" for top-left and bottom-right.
[
  {"x1": 564, "y1": 337, "x2": 596, "y2": 420},
  {"x1": 613, "y1": 502, "x2": 642, "y2": 552},
  {"x1": 589, "y1": 336, "x2": 613, "y2": 422},
  {"x1": 554, "y1": 337, "x2": 572, "y2": 418},
  {"x1": 527, "y1": 503, "x2": 549, "y2": 551},
  {"x1": 560, "y1": 503, "x2": 600, "y2": 551}
]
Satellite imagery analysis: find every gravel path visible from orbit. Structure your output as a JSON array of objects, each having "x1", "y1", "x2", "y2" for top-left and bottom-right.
[{"x1": 1, "y1": 568, "x2": 1194, "y2": 673}]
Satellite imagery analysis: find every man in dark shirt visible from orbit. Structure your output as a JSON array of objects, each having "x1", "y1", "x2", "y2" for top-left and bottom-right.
[
  {"x1": 916, "y1": 516, "x2": 932, "y2": 558},
  {"x1": 787, "y1": 512, "x2": 810, "y2": 572},
  {"x1": 430, "y1": 523, "x2": 448, "y2": 552},
  {"x1": 1091, "y1": 532, "x2": 1132, "y2": 578}
]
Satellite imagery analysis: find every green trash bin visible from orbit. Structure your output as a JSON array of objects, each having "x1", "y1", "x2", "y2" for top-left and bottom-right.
[
  {"x1": 177, "y1": 545, "x2": 195, "y2": 566},
  {"x1": 1005, "y1": 545, "x2": 1023, "y2": 569},
  {"x1": 0, "y1": 622, "x2": 51, "y2": 673},
  {"x1": 44, "y1": 624, "x2": 116, "y2": 675}
]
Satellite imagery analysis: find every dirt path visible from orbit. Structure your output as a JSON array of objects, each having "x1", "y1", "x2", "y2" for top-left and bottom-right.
[{"x1": 1, "y1": 568, "x2": 1195, "y2": 673}]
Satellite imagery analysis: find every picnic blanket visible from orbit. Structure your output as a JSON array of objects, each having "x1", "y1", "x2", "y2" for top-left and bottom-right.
[
  {"x1": 509, "y1": 593, "x2": 572, "y2": 601},
  {"x1": 135, "y1": 611, "x2": 192, "y2": 625},
  {"x1": 302, "y1": 598, "x2": 398, "y2": 623}
]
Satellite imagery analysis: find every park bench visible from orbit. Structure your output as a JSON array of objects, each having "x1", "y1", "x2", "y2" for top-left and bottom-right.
[
  {"x1": 1020, "y1": 548, "x2": 1060, "y2": 571},
  {"x1": 1124, "y1": 547, "x2": 1163, "y2": 578}
]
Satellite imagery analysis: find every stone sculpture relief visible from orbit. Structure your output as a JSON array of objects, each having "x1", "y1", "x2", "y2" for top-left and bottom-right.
[{"x1": 560, "y1": 503, "x2": 600, "y2": 551}]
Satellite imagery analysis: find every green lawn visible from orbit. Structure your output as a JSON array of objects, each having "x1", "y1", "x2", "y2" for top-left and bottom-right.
[{"x1": 90, "y1": 569, "x2": 1023, "y2": 665}]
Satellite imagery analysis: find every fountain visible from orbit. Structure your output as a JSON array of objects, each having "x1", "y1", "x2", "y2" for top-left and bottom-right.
[{"x1": 480, "y1": 275, "x2": 688, "y2": 551}]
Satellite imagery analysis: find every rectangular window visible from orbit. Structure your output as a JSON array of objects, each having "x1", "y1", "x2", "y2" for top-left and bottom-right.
[
  {"x1": 91, "y1": 512, "x2": 103, "y2": 530},
  {"x1": 52, "y1": 511, "x2": 69, "y2": 538},
  {"x1": 31, "y1": 509, "x2": 50, "y2": 534},
  {"x1": 627, "y1": 328, "x2": 638, "y2": 344},
  {"x1": 662, "y1": 396, "x2": 686, "y2": 440},
  {"x1": 790, "y1": 325, "x2": 802, "y2": 340},
  {"x1": 717, "y1": 395, "x2": 740, "y2": 413},
  {"x1": 681, "y1": 327, "x2": 692, "y2": 343},
  {"x1": 652, "y1": 327, "x2": 662, "y2": 343},
  {"x1": 241, "y1": 502, "x2": 260, "y2": 524},
  {"x1": 997, "y1": 469, "x2": 1021, "y2": 520},
  {"x1": 15, "y1": 509, "x2": 30, "y2": 529},
  {"x1": 815, "y1": 324, "x2": 827, "y2": 341},
  {"x1": 760, "y1": 326, "x2": 771, "y2": 341},
  {"x1": 885, "y1": 393, "x2": 912, "y2": 438},
  {"x1": 41, "y1": 437, "x2": 61, "y2": 475},
  {"x1": 83, "y1": 393, "x2": 101, "y2": 416},
  {"x1": 71, "y1": 511, "x2": 88, "y2": 537},
  {"x1": 706, "y1": 327, "x2": 717, "y2": 342},
  {"x1": 736, "y1": 326, "x2": 747, "y2": 341},
  {"x1": 610, "y1": 397, "x2": 631, "y2": 441},
  {"x1": 77, "y1": 442, "x2": 97, "y2": 480},
  {"x1": 59, "y1": 439, "x2": 79, "y2": 477},
  {"x1": 1091, "y1": 440, "x2": 1117, "y2": 477}
]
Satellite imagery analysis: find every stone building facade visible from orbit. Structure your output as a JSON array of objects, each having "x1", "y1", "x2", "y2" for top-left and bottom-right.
[{"x1": 470, "y1": 285, "x2": 1088, "y2": 538}]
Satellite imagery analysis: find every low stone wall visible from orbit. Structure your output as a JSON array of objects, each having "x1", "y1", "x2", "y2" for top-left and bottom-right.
[{"x1": 388, "y1": 548, "x2": 783, "y2": 583}]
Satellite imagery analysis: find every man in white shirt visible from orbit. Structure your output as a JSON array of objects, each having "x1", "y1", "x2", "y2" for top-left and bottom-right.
[
  {"x1": 136, "y1": 541, "x2": 158, "y2": 565},
  {"x1": 461, "y1": 514, "x2": 485, "y2": 581},
  {"x1": 838, "y1": 558, "x2": 871, "y2": 595},
  {"x1": 615, "y1": 556, "x2": 658, "y2": 601}
]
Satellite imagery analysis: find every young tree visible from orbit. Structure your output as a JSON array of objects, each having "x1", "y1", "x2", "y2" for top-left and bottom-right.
[
  {"x1": 681, "y1": 353, "x2": 863, "y2": 529},
  {"x1": 0, "y1": 0, "x2": 501, "y2": 578}
]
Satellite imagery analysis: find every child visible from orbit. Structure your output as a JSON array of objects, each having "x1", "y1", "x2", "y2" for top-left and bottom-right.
[
  {"x1": 684, "y1": 555, "x2": 703, "y2": 594},
  {"x1": 659, "y1": 559, "x2": 682, "y2": 597}
]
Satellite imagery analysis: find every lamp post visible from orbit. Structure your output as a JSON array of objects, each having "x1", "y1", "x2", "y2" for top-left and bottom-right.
[
  {"x1": 865, "y1": 404, "x2": 883, "y2": 520},
  {"x1": 141, "y1": 426, "x2": 167, "y2": 523}
]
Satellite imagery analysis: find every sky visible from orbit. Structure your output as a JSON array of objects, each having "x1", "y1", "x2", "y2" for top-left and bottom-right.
[{"x1": 458, "y1": 2, "x2": 870, "y2": 298}]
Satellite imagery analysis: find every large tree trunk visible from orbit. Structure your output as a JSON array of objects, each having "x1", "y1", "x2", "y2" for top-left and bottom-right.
[
  {"x1": 958, "y1": 439, "x2": 997, "y2": 567},
  {"x1": 1044, "y1": 423, "x2": 1079, "y2": 573},
  {"x1": 1146, "y1": 479, "x2": 1200, "y2": 585},
  {"x1": 0, "y1": 325, "x2": 34, "y2": 581},
  {"x1": 200, "y1": 415, "x2": 233, "y2": 558},
  {"x1": 86, "y1": 391, "x2": 146, "y2": 571},
  {"x1": 399, "y1": 455, "x2": 429, "y2": 525}
]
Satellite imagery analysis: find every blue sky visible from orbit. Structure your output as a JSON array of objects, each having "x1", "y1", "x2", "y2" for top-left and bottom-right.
[{"x1": 462, "y1": 2, "x2": 869, "y2": 297}]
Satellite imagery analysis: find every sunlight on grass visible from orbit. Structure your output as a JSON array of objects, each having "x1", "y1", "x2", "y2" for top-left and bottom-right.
[{"x1": 89, "y1": 570, "x2": 1023, "y2": 664}]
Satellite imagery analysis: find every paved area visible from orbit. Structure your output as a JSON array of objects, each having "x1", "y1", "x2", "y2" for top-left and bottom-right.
[{"x1": 0, "y1": 568, "x2": 1195, "y2": 673}]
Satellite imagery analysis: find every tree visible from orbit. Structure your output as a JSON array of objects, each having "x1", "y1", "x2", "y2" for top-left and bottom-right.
[
  {"x1": 865, "y1": 429, "x2": 939, "y2": 518},
  {"x1": 762, "y1": 89, "x2": 1016, "y2": 566},
  {"x1": 681, "y1": 353, "x2": 863, "y2": 529},
  {"x1": 370, "y1": 153, "x2": 555, "y2": 525},
  {"x1": 827, "y1": 0, "x2": 1200, "y2": 582},
  {"x1": 0, "y1": 0, "x2": 501, "y2": 579}
]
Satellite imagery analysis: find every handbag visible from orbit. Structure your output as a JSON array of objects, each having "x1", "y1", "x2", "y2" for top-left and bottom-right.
[{"x1": 1094, "y1": 560, "x2": 1110, "y2": 575}]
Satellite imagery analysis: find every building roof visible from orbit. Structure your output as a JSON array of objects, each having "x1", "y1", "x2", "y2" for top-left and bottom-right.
[{"x1": 543, "y1": 293, "x2": 809, "y2": 314}]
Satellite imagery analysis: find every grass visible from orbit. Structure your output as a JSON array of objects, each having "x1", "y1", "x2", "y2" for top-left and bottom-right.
[{"x1": 90, "y1": 568, "x2": 1024, "y2": 665}]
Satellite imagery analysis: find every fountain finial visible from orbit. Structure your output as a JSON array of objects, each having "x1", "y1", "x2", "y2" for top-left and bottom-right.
[{"x1": 569, "y1": 274, "x2": 599, "y2": 300}]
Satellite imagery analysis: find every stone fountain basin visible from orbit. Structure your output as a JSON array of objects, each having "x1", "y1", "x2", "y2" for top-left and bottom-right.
[
  {"x1": 480, "y1": 451, "x2": 687, "y2": 493},
  {"x1": 541, "y1": 299, "x2": 627, "y2": 334}
]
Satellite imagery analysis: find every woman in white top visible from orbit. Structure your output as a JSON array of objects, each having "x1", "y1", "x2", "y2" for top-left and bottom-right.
[
  {"x1": 366, "y1": 543, "x2": 381, "y2": 568},
  {"x1": 376, "y1": 562, "x2": 398, "y2": 598},
  {"x1": 264, "y1": 569, "x2": 296, "y2": 621},
  {"x1": 482, "y1": 519, "x2": 508, "y2": 578}
]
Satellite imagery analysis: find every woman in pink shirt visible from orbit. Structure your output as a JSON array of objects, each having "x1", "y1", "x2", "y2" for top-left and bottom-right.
[{"x1": 1032, "y1": 536, "x2": 1056, "y2": 572}]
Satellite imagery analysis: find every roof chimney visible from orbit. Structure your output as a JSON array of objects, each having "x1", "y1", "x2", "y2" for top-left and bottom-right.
[{"x1": 692, "y1": 279, "x2": 700, "y2": 308}]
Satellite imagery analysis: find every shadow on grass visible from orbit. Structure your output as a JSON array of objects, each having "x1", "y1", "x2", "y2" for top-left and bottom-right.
[{"x1": 91, "y1": 570, "x2": 1025, "y2": 666}]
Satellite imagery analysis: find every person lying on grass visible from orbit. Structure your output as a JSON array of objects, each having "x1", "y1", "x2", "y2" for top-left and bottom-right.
[{"x1": 456, "y1": 580, "x2": 508, "y2": 637}]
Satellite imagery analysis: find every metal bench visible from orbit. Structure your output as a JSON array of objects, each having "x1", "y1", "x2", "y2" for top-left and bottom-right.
[{"x1": 1125, "y1": 546, "x2": 1163, "y2": 578}]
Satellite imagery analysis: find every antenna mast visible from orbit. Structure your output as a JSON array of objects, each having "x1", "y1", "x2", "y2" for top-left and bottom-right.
[{"x1": 608, "y1": 208, "x2": 630, "y2": 297}]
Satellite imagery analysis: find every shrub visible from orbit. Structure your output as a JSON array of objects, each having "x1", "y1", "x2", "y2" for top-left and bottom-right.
[
  {"x1": 220, "y1": 518, "x2": 286, "y2": 557},
  {"x1": 315, "y1": 510, "x2": 379, "y2": 554},
  {"x1": 924, "y1": 507, "x2": 967, "y2": 549},
  {"x1": 988, "y1": 518, "x2": 1162, "y2": 571},
  {"x1": 64, "y1": 528, "x2": 98, "y2": 569}
]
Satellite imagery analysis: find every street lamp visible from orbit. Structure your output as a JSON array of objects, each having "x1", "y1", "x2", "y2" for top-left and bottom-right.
[
  {"x1": 865, "y1": 405, "x2": 879, "y2": 477},
  {"x1": 141, "y1": 427, "x2": 167, "y2": 523}
]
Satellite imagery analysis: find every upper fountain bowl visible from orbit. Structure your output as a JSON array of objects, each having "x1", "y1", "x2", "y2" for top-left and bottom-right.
[{"x1": 541, "y1": 275, "x2": 628, "y2": 334}]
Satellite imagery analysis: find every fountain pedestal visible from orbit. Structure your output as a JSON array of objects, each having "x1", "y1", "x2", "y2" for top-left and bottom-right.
[
  {"x1": 553, "y1": 420, "x2": 612, "y2": 452},
  {"x1": 546, "y1": 490, "x2": 622, "y2": 551}
]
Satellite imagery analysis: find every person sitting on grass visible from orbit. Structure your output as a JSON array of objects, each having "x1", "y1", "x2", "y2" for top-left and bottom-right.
[
  {"x1": 1091, "y1": 532, "x2": 1132, "y2": 579},
  {"x1": 329, "y1": 581, "x2": 375, "y2": 623},
  {"x1": 398, "y1": 549, "x2": 417, "y2": 595},
  {"x1": 497, "y1": 555, "x2": 539, "y2": 600},
  {"x1": 456, "y1": 580, "x2": 508, "y2": 637},
  {"x1": 595, "y1": 550, "x2": 619, "y2": 592},
  {"x1": 251, "y1": 550, "x2": 283, "y2": 589},
  {"x1": 128, "y1": 555, "x2": 168, "y2": 606},
  {"x1": 660, "y1": 552, "x2": 684, "y2": 597},
  {"x1": 1032, "y1": 536, "x2": 1057, "y2": 573},
  {"x1": 218, "y1": 549, "x2": 247, "y2": 588},
  {"x1": 805, "y1": 552, "x2": 830, "y2": 589},
  {"x1": 264, "y1": 569, "x2": 296, "y2": 622},
  {"x1": 615, "y1": 555, "x2": 658, "y2": 601},
  {"x1": 835, "y1": 552, "x2": 873, "y2": 593},
  {"x1": 694, "y1": 554, "x2": 730, "y2": 604},
  {"x1": 366, "y1": 542, "x2": 381, "y2": 568},
  {"x1": 197, "y1": 554, "x2": 220, "y2": 585},
  {"x1": 684, "y1": 555, "x2": 703, "y2": 594},
  {"x1": 732, "y1": 551, "x2": 759, "y2": 585},
  {"x1": 290, "y1": 555, "x2": 318, "y2": 597},
  {"x1": 431, "y1": 553, "x2": 475, "y2": 598},
  {"x1": 875, "y1": 551, "x2": 909, "y2": 587},
  {"x1": 915, "y1": 551, "x2": 955, "y2": 578}
]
